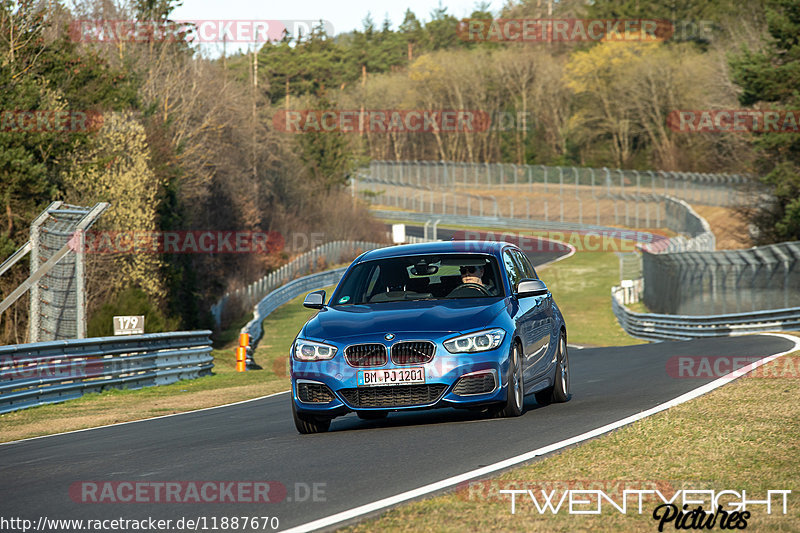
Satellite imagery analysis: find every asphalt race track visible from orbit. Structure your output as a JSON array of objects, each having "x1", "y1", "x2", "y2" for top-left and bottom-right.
[{"x1": 1, "y1": 335, "x2": 795, "y2": 532}]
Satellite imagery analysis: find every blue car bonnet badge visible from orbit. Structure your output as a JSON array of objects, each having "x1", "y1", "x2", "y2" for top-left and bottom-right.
[{"x1": 384, "y1": 333, "x2": 395, "y2": 341}]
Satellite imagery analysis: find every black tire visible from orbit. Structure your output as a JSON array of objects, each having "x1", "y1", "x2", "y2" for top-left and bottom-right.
[
  {"x1": 357, "y1": 411, "x2": 388, "y2": 420},
  {"x1": 292, "y1": 400, "x2": 331, "y2": 434},
  {"x1": 489, "y1": 342, "x2": 524, "y2": 418},
  {"x1": 535, "y1": 331, "x2": 570, "y2": 405}
]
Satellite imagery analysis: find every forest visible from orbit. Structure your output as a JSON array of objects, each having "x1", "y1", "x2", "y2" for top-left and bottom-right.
[{"x1": 1, "y1": 0, "x2": 798, "y2": 344}]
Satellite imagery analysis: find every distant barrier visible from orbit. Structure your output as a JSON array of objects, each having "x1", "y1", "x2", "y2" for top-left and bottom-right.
[
  {"x1": 612, "y1": 288, "x2": 800, "y2": 342},
  {"x1": 362, "y1": 160, "x2": 799, "y2": 339},
  {"x1": 211, "y1": 240, "x2": 387, "y2": 329},
  {"x1": 0, "y1": 331, "x2": 213, "y2": 414},
  {"x1": 241, "y1": 268, "x2": 348, "y2": 357},
  {"x1": 641, "y1": 241, "x2": 800, "y2": 315}
]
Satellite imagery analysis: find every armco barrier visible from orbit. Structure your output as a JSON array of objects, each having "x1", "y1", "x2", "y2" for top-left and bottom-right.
[
  {"x1": 641, "y1": 197, "x2": 715, "y2": 254},
  {"x1": 239, "y1": 242, "x2": 391, "y2": 359},
  {"x1": 364, "y1": 164, "x2": 798, "y2": 340},
  {"x1": 0, "y1": 331, "x2": 213, "y2": 414},
  {"x1": 211, "y1": 240, "x2": 386, "y2": 329},
  {"x1": 372, "y1": 210, "x2": 662, "y2": 245},
  {"x1": 612, "y1": 287, "x2": 800, "y2": 342},
  {"x1": 641, "y1": 241, "x2": 800, "y2": 315},
  {"x1": 241, "y1": 267, "x2": 348, "y2": 356}
]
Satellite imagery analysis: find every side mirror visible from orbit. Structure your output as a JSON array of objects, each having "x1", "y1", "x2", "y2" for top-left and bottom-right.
[
  {"x1": 516, "y1": 279, "x2": 549, "y2": 298},
  {"x1": 303, "y1": 290, "x2": 326, "y2": 309}
]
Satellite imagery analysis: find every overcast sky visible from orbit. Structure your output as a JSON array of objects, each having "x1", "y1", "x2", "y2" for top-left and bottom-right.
[{"x1": 170, "y1": 0, "x2": 502, "y2": 56}]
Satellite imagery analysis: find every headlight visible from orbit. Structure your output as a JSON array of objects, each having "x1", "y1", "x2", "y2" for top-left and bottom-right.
[
  {"x1": 443, "y1": 328, "x2": 506, "y2": 353},
  {"x1": 293, "y1": 339, "x2": 337, "y2": 361}
]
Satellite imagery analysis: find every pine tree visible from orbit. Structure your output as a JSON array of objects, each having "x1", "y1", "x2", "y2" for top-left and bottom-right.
[{"x1": 730, "y1": 0, "x2": 800, "y2": 243}]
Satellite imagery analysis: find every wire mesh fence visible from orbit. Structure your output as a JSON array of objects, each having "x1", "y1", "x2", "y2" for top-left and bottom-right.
[
  {"x1": 642, "y1": 241, "x2": 800, "y2": 315},
  {"x1": 358, "y1": 161, "x2": 751, "y2": 230},
  {"x1": 362, "y1": 160, "x2": 799, "y2": 320},
  {"x1": 367, "y1": 160, "x2": 750, "y2": 204},
  {"x1": 26, "y1": 203, "x2": 107, "y2": 342}
]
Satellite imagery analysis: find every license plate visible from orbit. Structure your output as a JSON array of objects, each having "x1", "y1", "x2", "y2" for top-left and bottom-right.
[{"x1": 357, "y1": 368, "x2": 425, "y2": 387}]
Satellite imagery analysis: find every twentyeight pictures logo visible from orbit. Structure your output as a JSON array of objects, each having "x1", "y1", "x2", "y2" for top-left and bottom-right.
[{"x1": 69, "y1": 20, "x2": 333, "y2": 43}]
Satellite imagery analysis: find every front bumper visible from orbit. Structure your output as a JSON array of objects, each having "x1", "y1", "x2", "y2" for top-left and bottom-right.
[{"x1": 290, "y1": 335, "x2": 512, "y2": 416}]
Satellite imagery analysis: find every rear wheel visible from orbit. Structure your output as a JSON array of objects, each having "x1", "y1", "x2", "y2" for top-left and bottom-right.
[
  {"x1": 489, "y1": 342, "x2": 524, "y2": 418},
  {"x1": 535, "y1": 331, "x2": 570, "y2": 405},
  {"x1": 292, "y1": 399, "x2": 331, "y2": 434}
]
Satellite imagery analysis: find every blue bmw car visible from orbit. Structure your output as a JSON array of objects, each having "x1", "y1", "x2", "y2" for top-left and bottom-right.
[{"x1": 290, "y1": 240, "x2": 570, "y2": 433}]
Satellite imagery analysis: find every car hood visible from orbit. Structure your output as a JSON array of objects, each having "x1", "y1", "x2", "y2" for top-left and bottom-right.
[{"x1": 302, "y1": 298, "x2": 507, "y2": 342}]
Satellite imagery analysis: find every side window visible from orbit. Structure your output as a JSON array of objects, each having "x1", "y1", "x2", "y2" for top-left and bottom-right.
[
  {"x1": 513, "y1": 250, "x2": 538, "y2": 279},
  {"x1": 503, "y1": 250, "x2": 522, "y2": 290}
]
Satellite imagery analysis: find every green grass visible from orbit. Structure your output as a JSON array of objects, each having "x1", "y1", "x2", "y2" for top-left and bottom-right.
[
  {"x1": 250, "y1": 285, "x2": 337, "y2": 377},
  {"x1": 342, "y1": 350, "x2": 800, "y2": 532},
  {"x1": 0, "y1": 239, "x2": 634, "y2": 441},
  {"x1": 540, "y1": 251, "x2": 639, "y2": 347},
  {"x1": 0, "y1": 286, "x2": 337, "y2": 443},
  {"x1": 0, "y1": 348, "x2": 288, "y2": 443}
]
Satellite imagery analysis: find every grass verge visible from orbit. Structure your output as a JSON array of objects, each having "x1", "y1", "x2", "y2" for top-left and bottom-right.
[
  {"x1": 539, "y1": 250, "x2": 639, "y2": 347},
  {"x1": 344, "y1": 346, "x2": 800, "y2": 533},
  {"x1": 0, "y1": 243, "x2": 632, "y2": 441}
]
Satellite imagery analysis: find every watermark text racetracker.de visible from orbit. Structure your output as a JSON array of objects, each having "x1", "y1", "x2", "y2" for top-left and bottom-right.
[
  {"x1": 451, "y1": 229, "x2": 667, "y2": 253},
  {"x1": 68, "y1": 480, "x2": 326, "y2": 504},
  {"x1": 457, "y1": 18, "x2": 674, "y2": 42},
  {"x1": 68, "y1": 230, "x2": 282, "y2": 254},
  {"x1": 1, "y1": 110, "x2": 104, "y2": 133},
  {"x1": 69, "y1": 19, "x2": 333, "y2": 43},
  {"x1": 668, "y1": 110, "x2": 800, "y2": 133},
  {"x1": 274, "y1": 109, "x2": 491, "y2": 134},
  {"x1": 1, "y1": 515, "x2": 280, "y2": 531},
  {"x1": 275, "y1": 110, "x2": 548, "y2": 133},
  {"x1": 667, "y1": 355, "x2": 800, "y2": 379}
]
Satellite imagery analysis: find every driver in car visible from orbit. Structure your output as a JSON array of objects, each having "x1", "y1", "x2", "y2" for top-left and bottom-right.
[{"x1": 459, "y1": 264, "x2": 498, "y2": 295}]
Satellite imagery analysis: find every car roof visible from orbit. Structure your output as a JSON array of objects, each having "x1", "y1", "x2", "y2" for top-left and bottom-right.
[{"x1": 356, "y1": 240, "x2": 513, "y2": 263}]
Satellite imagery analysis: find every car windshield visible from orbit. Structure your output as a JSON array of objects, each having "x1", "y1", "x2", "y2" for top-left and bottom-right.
[{"x1": 331, "y1": 254, "x2": 504, "y2": 305}]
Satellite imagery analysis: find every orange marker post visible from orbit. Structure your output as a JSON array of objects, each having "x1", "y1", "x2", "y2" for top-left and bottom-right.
[{"x1": 236, "y1": 332, "x2": 250, "y2": 372}]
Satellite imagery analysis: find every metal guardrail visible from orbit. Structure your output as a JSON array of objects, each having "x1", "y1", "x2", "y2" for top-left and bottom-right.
[
  {"x1": 612, "y1": 287, "x2": 800, "y2": 342},
  {"x1": 0, "y1": 331, "x2": 213, "y2": 414},
  {"x1": 241, "y1": 268, "x2": 349, "y2": 356},
  {"x1": 365, "y1": 163, "x2": 798, "y2": 340},
  {"x1": 372, "y1": 210, "x2": 663, "y2": 245},
  {"x1": 211, "y1": 241, "x2": 387, "y2": 329},
  {"x1": 641, "y1": 240, "x2": 800, "y2": 315},
  {"x1": 641, "y1": 197, "x2": 715, "y2": 253}
]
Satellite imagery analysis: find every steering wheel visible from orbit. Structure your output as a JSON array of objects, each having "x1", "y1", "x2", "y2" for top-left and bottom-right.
[{"x1": 447, "y1": 283, "x2": 491, "y2": 297}]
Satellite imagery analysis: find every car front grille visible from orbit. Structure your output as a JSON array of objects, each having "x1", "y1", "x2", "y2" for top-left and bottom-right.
[
  {"x1": 338, "y1": 384, "x2": 448, "y2": 408},
  {"x1": 391, "y1": 341, "x2": 435, "y2": 365},
  {"x1": 453, "y1": 372, "x2": 497, "y2": 396},
  {"x1": 345, "y1": 343, "x2": 388, "y2": 367},
  {"x1": 297, "y1": 382, "x2": 335, "y2": 403}
]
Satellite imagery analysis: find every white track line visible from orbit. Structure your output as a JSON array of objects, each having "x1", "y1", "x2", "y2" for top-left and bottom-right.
[
  {"x1": 281, "y1": 333, "x2": 800, "y2": 533},
  {"x1": 0, "y1": 390, "x2": 290, "y2": 446},
  {"x1": 533, "y1": 239, "x2": 576, "y2": 270}
]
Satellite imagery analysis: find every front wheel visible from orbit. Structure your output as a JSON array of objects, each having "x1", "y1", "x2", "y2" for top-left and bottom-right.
[
  {"x1": 535, "y1": 331, "x2": 571, "y2": 405},
  {"x1": 292, "y1": 400, "x2": 331, "y2": 434},
  {"x1": 489, "y1": 342, "x2": 524, "y2": 418}
]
